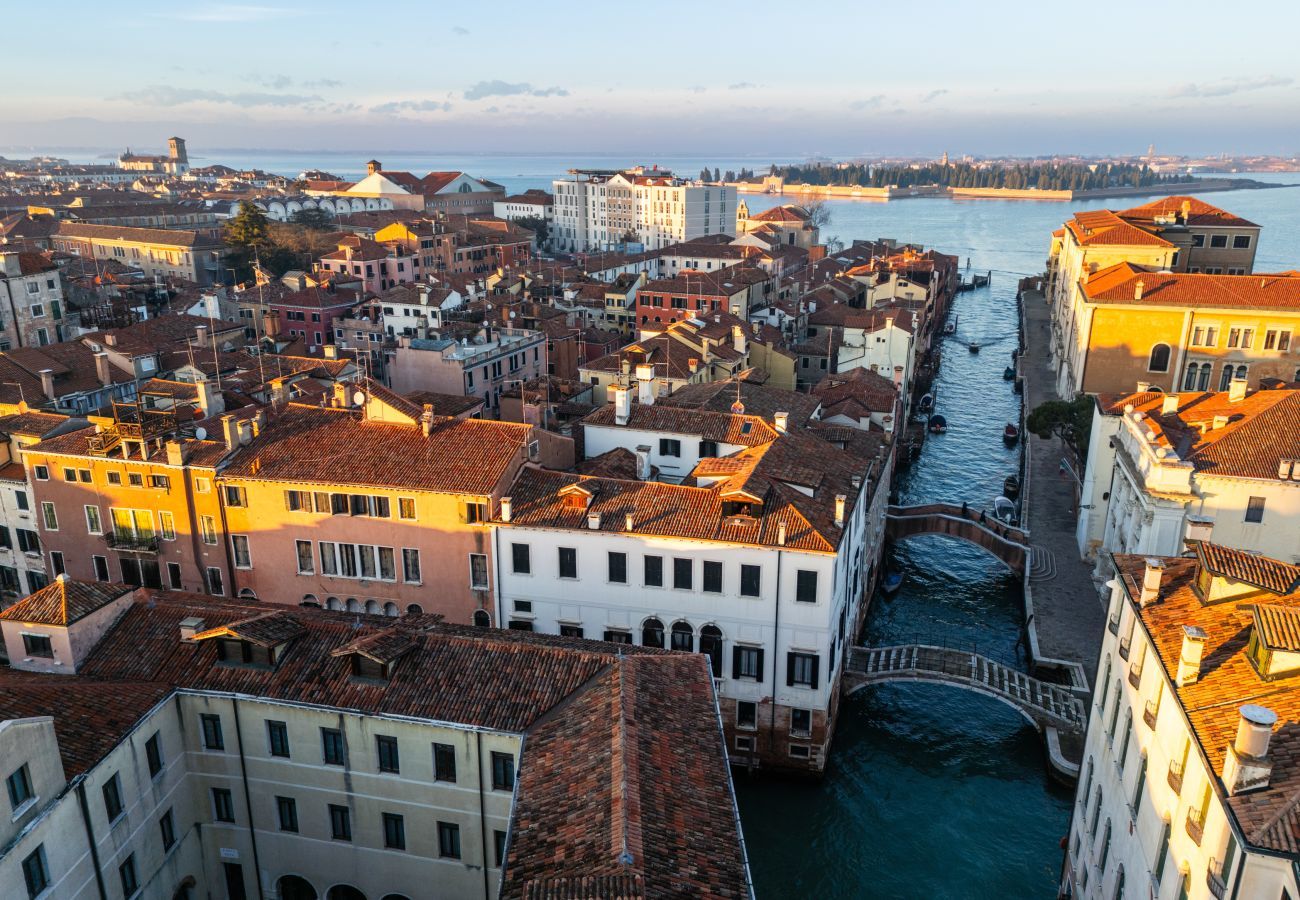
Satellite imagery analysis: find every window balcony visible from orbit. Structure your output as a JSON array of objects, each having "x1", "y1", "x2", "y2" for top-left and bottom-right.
[
  {"x1": 1128, "y1": 664, "x2": 1143, "y2": 689},
  {"x1": 1143, "y1": 699, "x2": 1158, "y2": 729},
  {"x1": 1167, "y1": 759, "x2": 1184, "y2": 794},
  {"x1": 1118, "y1": 636, "x2": 1131, "y2": 660},
  {"x1": 1206, "y1": 858, "x2": 1227, "y2": 899},
  {"x1": 1185, "y1": 808, "x2": 1205, "y2": 846},
  {"x1": 105, "y1": 532, "x2": 160, "y2": 554},
  {"x1": 1107, "y1": 615, "x2": 1120, "y2": 636}
]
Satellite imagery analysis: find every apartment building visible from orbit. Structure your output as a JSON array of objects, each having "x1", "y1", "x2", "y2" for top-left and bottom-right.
[
  {"x1": 388, "y1": 325, "x2": 546, "y2": 413},
  {"x1": 0, "y1": 251, "x2": 68, "y2": 348},
  {"x1": 218, "y1": 383, "x2": 534, "y2": 622},
  {"x1": 551, "y1": 169, "x2": 737, "y2": 252},
  {"x1": 634, "y1": 266, "x2": 774, "y2": 331},
  {"x1": 806, "y1": 304, "x2": 918, "y2": 396},
  {"x1": 491, "y1": 190, "x2": 553, "y2": 226},
  {"x1": 267, "y1": 285, "x2": 361, "y2": 351},
  {"x1": 1061, "y1": 545, "x2": 1300, "y2": 900},
  {"x1": 735, "y1": 202, "x2": 820, "y2": 250},
  {"x1": 0, "y1": 579, "x2": 752, "y2": 900},
  {"x1": 0, "y1": 410, "x2": 80, "y2": 603},
  {"x1": 579, "y1": 315, "x2": 752, "y2": 405},
  {"x1": 1077, "y1": 385, "x2": 1300, "y2": 565},
  {"x1": 317, "y1": 235, "x2": 417, "y2": 295},
  {"x1": 1051, "y1": 263, "x2": 1300, "y2": 398},
  {"x1": 50, "y1": 222, "x2": 225, "y2": 286},
  {"x1": 493, "y1": 391, "x2": 889, "y2": 774}
]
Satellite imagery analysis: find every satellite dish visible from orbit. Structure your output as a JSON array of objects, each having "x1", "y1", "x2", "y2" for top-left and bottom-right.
[
  {"x1": 352, "y1": 390, "x2": 366, "y2": 406},
  {"x1": 194, "y1": 426, "x2": 208, "y2": 441}
]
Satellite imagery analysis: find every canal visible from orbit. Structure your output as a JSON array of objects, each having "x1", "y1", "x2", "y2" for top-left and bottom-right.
[{"x1": 734, "y1": 276, "x2": 1073, "y2": 898}]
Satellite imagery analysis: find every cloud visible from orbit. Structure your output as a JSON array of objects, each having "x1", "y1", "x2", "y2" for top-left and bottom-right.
[
  {"x1": 728, "y1": 82, "x2": 759, "y2": 90},
  {"x1": 302, "y1": 78, "x2": 343, "y2": 89},
  {"x1": 463, "y1": 80, "x2": 568, "y2": 101},
  {"x1": 1170, "y1": 75, "x2": 1292, "y2": 98},
  {"x1": 114, "y1": 85, "x2": 321, "y2": 108},
  {"x1": 165, "y1": 4, "x2": 291, "y2": 22},
  {"x1": 850, "y1": 95, "x2": 886, "y2": 110},
  {"x1": 452, "y1": 25, "x2": 470, "y2": 35},
  {"x1": 920, "y1": 89, "x2": 948, "y2": 103},
  {"x1": 370, "y1": 99, "x2": 454, "y2": 115},
  {"x1": 690, "y1": 85, "x2": 707, "y2": 94}
]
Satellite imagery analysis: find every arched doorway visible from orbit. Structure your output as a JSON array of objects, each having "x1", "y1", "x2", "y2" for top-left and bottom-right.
[
  {"x1": 383, "y1": 602, "x2": 399, "y2": 617},
  {"x1": 238, "y1": 588, "x2": 258, "y2": 600},
  {"x1": 326, "y1": 886, "x2": 365, "y2": 900},
  {"x1": 406, "y1": 603, "x2": 424, "y2": 616},
  {"x1": 364, "y1": 600, "x2": 380, "y2": 615},
  {"x1": 326, "y1": 597, "x2": 342, "y2": 611},
  {"x1": 473, "y1": 610, "x2": 491, "y2": 627},
  {"x1": 277, "y1": 875, "x2": 317, "y2": 900}
]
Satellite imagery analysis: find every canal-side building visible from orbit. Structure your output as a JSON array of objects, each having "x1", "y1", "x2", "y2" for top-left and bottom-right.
[
  {"x1": 1061, "y1": 544, "x2": 1300, "y2": 900},
  {"x1": 0, "y1": 578, "x2": 753, "y2": 900},
  {"x1": 1076, "y1": 385, "x2": 1300, "y2": 566}
]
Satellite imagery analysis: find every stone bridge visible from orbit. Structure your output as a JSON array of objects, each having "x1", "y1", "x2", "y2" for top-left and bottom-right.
[
  {"x1": 885, "y1": 503, "x2": 1030, "y2": 575},
  {"x1": 845, "y1": 645, "x2": 1086, "y2": 734}
]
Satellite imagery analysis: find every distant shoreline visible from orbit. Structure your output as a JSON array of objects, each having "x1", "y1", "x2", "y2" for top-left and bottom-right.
[{"x1": 729, "y1": 178, "x2": 1297, "y2": 202}]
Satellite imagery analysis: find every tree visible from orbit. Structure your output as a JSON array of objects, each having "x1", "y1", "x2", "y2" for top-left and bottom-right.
[
  {"x1": 289, "y1": 207, "x2": 334, "y2": 229},
  {"x1": 1027, "y1": 395, "x2": 1095, "y2": 464},
  {"x1": 803, "y1": 199, "x2": 832, "y2": 231},
  {"x1": 224, "y1": 201, "x2": 271, "y2": 249},
  {"x1": 699, "y1": 167, "x2": 712, "y2": 182},
  {"x1": 516, "y1": 214, "x2": 549, "y2": 247},
  {"x1": 824, "y1": 235, "x2": 845, "y2": 254},
  {"x1": 713, "y1": 167, "x2": 721, "y2": 183}
]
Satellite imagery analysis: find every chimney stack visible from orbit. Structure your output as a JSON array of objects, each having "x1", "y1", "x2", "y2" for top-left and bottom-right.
[
  {"x1": 333, "y1": 382, "x2": 350, "y2": 408},
  {"x1": 635, "y1": 445, "x2": 651, "y2": 481},
  {"x1": 1212, "y1": 414, "x2": 1229, "y2": 430},
  {"x1": 38, "y1": 369, "x2": 55, "y2": 400},
  {"x1": 367, "y1": 159, "x2": 382, "y2": 175},
  {"x1": 587, "y1": 511, "x2": 601, "y2": 530},
  {"x1": 221, "y1": 415, "x2": 238, "y2": 451},
  {"x1": 1228, "y1": 377, "x2": 1248, "y2": 403},
  {"x1": 1134, "y1": 280, "x2": 1145, "y2": 301},
  {"x1": 635, "y1": 364, "x2": 655, "y2": 406},
  {"x1": 421, "y1": 403, "x2": 434, "y2": 437},
  {"x1": 1223, "y1": 705, "x2": 1278, "y2": 795},
  {"x1": 165, "y1": 440, "x2": 186, "y2": 467},
  {"x1": 624, "y1": 513, "x2": 634, "y2": 532},
  {"x1": 236, "y1": 420, "x2": 253, "y2": 446},
  {"x1": 777, "y1": 522, "x2": 787, "y2": 546},
  {"x1": 1140, "y1": 558, "x2": 1166, "y2": 606},
  {"x1": 1180, "y1": 199, "x2": 1192, "y2": 223},
  {"x1": 324, "y1": 344, "x2": 339, "y2": 360},
  {"x1": 179, "y1": 616, "x2": 205, "y2": 642},
  {"x1": 500, "y1": 496, "x2": 512, "y2": 523},
  {"x1": 94, "y1": 352, "x2": 112, "y2": 387},
  {"x1": 195, "y1": 324, "x2": 209, "y2": 346},
  {"x1": 1176, "y1": 625, "x2": 1208, "y2": 686},
  {"x1": 774, "y1": 411, "x2": 789, "y2": 434},
  {"x1": 613, "y1": 387, "x2": 631, "y2": 426},
  {"x1": 1184, "y1": 516, "x2": 1214, "y2": 544},
  {"x1": 195, "y1": 376, "x2": 224, "y2": 418},
  {"x1": 1161, "y1": 394, "x2": 1179, "y2": 415},
  {"x1": 835, "y1": 494, "x2": 846, "y2": 527},
  {"x1": 732, "y1": 324, "x2": 747, "y2": 355}
]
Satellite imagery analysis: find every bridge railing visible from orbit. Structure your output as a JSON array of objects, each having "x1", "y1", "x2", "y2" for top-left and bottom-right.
[
  {"x1": 855, "y1": 634, "x2": 1028, "y2": 672},
  {"x1": 886, "y1": 502, "x2": 1029, "y2": 545}
]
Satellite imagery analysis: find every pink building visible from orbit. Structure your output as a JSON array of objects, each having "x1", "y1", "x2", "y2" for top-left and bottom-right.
[
  {"x1": 268, "y1": 285, "x2": 359, "y2": 351},
  {"x1": 317, "y1": 235, "x2": 418, "y2": 294}
]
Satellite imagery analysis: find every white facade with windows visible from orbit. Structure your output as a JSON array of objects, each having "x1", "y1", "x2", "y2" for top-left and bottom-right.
[{"x1": 551, "y1": 171, "x2": 737, "y2": 253}]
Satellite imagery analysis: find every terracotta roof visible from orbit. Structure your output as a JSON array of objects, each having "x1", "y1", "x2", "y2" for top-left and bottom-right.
[
  {"x1": 1197, "y1": 542, "x2": 1300, "y2": 596},
  {"x1": 1252, "y1": 605, "x2": 1300, "y2": 652},
  {"x1": 0, "y1": 577, "x2": 128, "y2": 626},
  {"x1": 32, "y1": 424, "x2": 230, "y2": 468},
  {"x1": 813, "y1": 367, "x2": 898, "y2": 417},
  {"x1": 194, "y1": 610, "x2": 307, "y2": 647},
  {"x1": 1083, "y1": 263, "x2": 1300, "y2": 309},
  {"x1": 0, "y1": 411, "x2": 71, "y2": 437},
  {"x1": 53, "y1": 221, "x2": 221, "y2": 248},
  {"x1": 1064, "y1": 209, "x2": 1175, "y2": 249},
  {"x1": 659, "y1": 378, "x2": 820, "y2": 426},
  {"x1": 584, "y1": 403, "x2": 779, "y2": 447},
  {"x1": 1117, "y1": 196, "x2": 1259, "y2": 230},
  {"x1": 0, "y1": 251, "x2": 57, "y2": 277},
  {"x1": 749, "y1": 205, "x2": 810, "y2": 223}
]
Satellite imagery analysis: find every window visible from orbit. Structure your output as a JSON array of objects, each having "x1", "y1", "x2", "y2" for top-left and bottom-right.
[
  {"x1": 469, "y1": 553, "x2": 489, "y2": 590},
  {"x1": 62, "y1": 467, "x2": 75, "y2": 482},
  {"x1": 32, "y1": 465, "x2": 48, "y2": 481},
  {"x1": 644, "y1": 555, "x2": 663, "y2": 587},
  {"x1": 433, "y1": 743, "x2": 457, "y2": 782},
  {"x1": 206, "y1": 567, "x2": 224, "y2": 596},
  {"x1": 552, "y1": 546, "x2": 578, "y2": 579},
  {"x1": 670, "y1": 621, "x2": 693, "y2": 652},
  {"x1": 167, "y1": 562, "x2": 182, "y2": 589},
  {"x1": 790, "y1": 708, "x2": 812, "y2": 737},
  {"x1": 438, "y1": 821, "x2": 462, "y2": 859},
  {"x1": 267, "y1": 720, "x2": 290, "y2": 758},
  {"x1": 659, "y1": 438, "x2": 681, "y2": 457},
  {"x1": 127, "y1": 473, "x2": 143, "y2": 487},
  {"x1": 1233, "y1": 234, "x2": 1252, "y2": 249},
  {"x1": 377, "y1": 735, "x2": 400, "y2": 773},
  {"x1": 737, "y1": 700, "x2": 758, "y2": 730},
  {"x1": 733, "y1": 645, "x2": 764, "y2": 680},
  {"x1": 159, "y1": 808, "x2": 176, "y2": 851},
  {"x1": 322, "y1": 728, "x2": 346, "y2": 765},
  {"x1": 491, "y1": 751, "x2": 515, "y2": 790},
  {"x1": 284, "y1": 489, "x2": 311, "y2": 511},
  {"x1": 1210, "y1": 234, "x2": 1228, "y2": 248},
  {"x1": 159, "y1": 511, "x2": 176, "y2": 541},
  {"x1": 699, "y1": 439, "x2": 719, "y2": 457},
  {"x1": 700, "y1": 625, "x2": 723, "y2": 676},
  {"x1": 276, "y1": 796, "x2": 298, "y2": 832},
  {"x1": 462, "y1": 501, "x2": 487, "y2": 523},
  {"x1": 560, "y1": 624, "x2": 584, "y2": 638},
  {"x1": 398, "y1": 497, "x2": 416, "y2": 519},
  {"x1": 39, "y1": 502, "x2": 56, "y2": 531},
  {"x1": 329, "y1": 804, "x2": 351, "y2": 840},
  {"x1": 149, "y1": 474, "x2": 170, "y2": 490},
  {"x1": 673, "y1": 557, "x2": 692, "y2": 589},
  {"x1": 7, "y1": 764, "x2": 33, "y2": 809},
  {"x1": 14, "y1": 490, "x2": 27, "y2": 511},
  {"x1": 212, "y1": 787, "x2": 235, "y2": 822},
  {"x1": 231, "y1": 535, "x2": 251, "y2": 568},
  {"x1": 22, "y1": 633, "x2": 53, "y2": 658},
  {"x1": 119, "y1": 854, "x2": 139, "y2": 898},
  {"x1": 1147, "y1": 343, "x2": 1171, "y2": 372},
  {"x1": 642, "y1": 617, "x2": 664, "y2": 648},
  {"x1": 200, "y1": 515, "x2": 217, "y2": 544},
  {"x1": 145, "y1": 732, "x2": 164, "y2": 777},
  {"x1": 788, "y1": 652, "x2": 820, "y2": 688},
  {"x1": 195, "y1": 477, "x2": 211, "y2": 493},
  {"x1": 1191, "y1": 233, "x2": 1206, "y2": 248},
  {"x1": 1265, "y1": 329, "x2": 1292, "y2": 351},
  {"x1": 295, "y1": 540, "x2": 314, "y2": 574},
  {"x1": 494, "y1": 829, "x2": 508, "y2": 868},
  {"x1": 201, "y1": 713, "x2": 224, "y2": 750},
  {"x1": 608, "y1": 551, "x2": 627, "y2": 583},
  {"x1": 740, "y1": 564, "x2": 761, "y2": 597},
  {"x1": 511, "y1": 542, "x2": 531, "y2": 574},
  {"x1": 795, "y1": 570, "x2": 818, "y2": 603},
  {"x1": 223, "y1": 485, "x2": 247, "y2": 507},
  {"x1": 102, "y1": 773, "x2": 124, "y2": 822},
  {"x1": 402, "y1": 548, "x2": 421, "y2": 583},
  {"x1": 1246, "y1": 496, "x2": 1266, "y2": 524},
  {"x1": 383, "y1": 812, "x2": 406, "y2": 850},
  {"x1": 22, "y1": 846, "x2": 50, "y2": 899}
]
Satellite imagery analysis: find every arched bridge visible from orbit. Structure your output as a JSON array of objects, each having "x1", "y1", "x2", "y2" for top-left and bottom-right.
[
  {"x1": 885, "y1": 503, "x2": 1030, "y2": 575},
  {"x1": 845, "y1": 645, "x2": 1086, "y2": 734}
]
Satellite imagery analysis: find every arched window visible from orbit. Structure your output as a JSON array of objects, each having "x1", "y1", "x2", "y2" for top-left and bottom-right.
[
  {"x1": 238, "y1": 588, "x2": 257, "y2": 599},
  {"x1": 699, "y1": 625, "x2": 723, "y2": 677},
  {"x1": 383, "y1": 602, "x2": 399, "y2": 617},
  {"x1": 1183, "y1": 361, "x2": 1199, "y2": 390},
  {"x1": 1147, "y1": 343, "x2": 1171, "y2": 372},
  {"x1": 345, "y1": 598, "x2": 361, "y2": 613},
  {"x1": 1111, "y1": 865, "x2": 1125, "y2": 900},
  {"x1": 326, "y1": 887, "x2": 366, "y2": 900},
  {"x1": 406, "y1": 603, "x2": 423, "y2": 616},
  {"x1": 670, "y1": 621, "x2": 693, "y2": 652},
  {"x1": 1197, "y1": 362, "x2": 1212, "y2": 391},
  {"x1": 326, "y1": 597, "x2": 342, "y2": 611},
  {"x1": 364, "y1": 600, "x2": 380, "y2": 615},
  {"x1": 473, "y1": 610, "x2": 491, "y2": 627},
  {"x1": 277, "y1": 876, "x2": 318, "y2": 900},
  {"x1": 642, "y1": 617, "x2": 664, "y2": 648},
  {"x1": 1098, "y1": 819, "x2": 1112, "y2": 871},
  {"x1": 1235, "y1": 364, "x2": 1248, "y2": 382},
  {"x1": 301, "y1": 594, "x2": 319, "y2": 608},
  {"x1": 1219, "y1": 364, "x2": 1234, "y2": 391}
]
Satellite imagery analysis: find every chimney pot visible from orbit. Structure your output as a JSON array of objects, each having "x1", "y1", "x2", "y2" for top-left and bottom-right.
[
  {"x1": 834, "y1": 494, "x2": 846, "y2": 527},
  {"x1": 1134, "y1": 279, "x2": 1145, "y2": 301},
  {"x1": 1161, "y1": 394, "x2": 1179, "y2": 415},
  {"x1": 1176, "y1": 625, "x2": 1208, "y2": 686},
  {"x1": 587, "y1": 511, "x2": 601, "y2": 530},
  {"x1": 1224, "y1": 704, "x2": 1278, "y2": 795},
  {"x1": 1228, "y1": 377, "x2": 1247, "y2": 403},
  {"x1": 624, "y1": 513, "x2": 634, "y2": 532},
  {"x1": 777, "y1": 522, "x2": 787, "y2": 546},
  {"x1": 635, "y1": 445, "x2": 651, "y2": 481},
  {"x1": 500, "y1": 496, "x2": 512, "y2": 523},
  {"x1": 1140, "y1": 558, "x2": 1166, "y2": 606},
  {"x1": 1184, "y1": 516, "x2": 1214, "y2": 544},
  {"x1": 774, "y1": 411, "x2": 789, "y2": 434},
  {"x1": 1212, "y1": 414, "x2": 1229, "y2": 430},
  {"x1": 221, "y1": 414, "x2": 239, "y2": 451},
  {"x1": 324, "y1": 344, "x2": 339, "y2": 360},
  {"x1": 94, "y1": 352, "x2": 112, "y2": 387},
  {"x1": 179, "y1": 616, "x2": 205, "y2": 642},
  {"x1": 613, "y1": 387, "x2": 631, "y2": 426},
  {"x1": 38, "y1": 368, "x2": 55, "y2": 401}
]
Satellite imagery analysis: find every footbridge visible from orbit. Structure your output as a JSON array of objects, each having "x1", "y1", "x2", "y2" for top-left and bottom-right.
[
  {"x1": 885, "y1": 503, "x2": 1030, "y2": 575},
  {"x1": 845, "y1": 644, "x2": 1086, "y2": 734}
]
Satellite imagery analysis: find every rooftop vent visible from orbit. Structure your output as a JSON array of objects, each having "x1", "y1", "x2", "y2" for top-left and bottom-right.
[
  {"x1": 1140, "y1": 558, "x2": 1165, "y2": 606},
  {"x1": 1223, "y1": 705, "x2": 1278, "y2": 795},
  {"x1": 1176, "y1": 625, "x2": 1208, "y2": 686},
  {"x1": 180, "y1": 617, "x2": 206, "y2": 643}
]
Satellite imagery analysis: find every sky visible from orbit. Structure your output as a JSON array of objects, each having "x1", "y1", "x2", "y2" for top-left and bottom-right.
[{"x1": 4, "y1": 0, "x2": 1300, "y2": 159}]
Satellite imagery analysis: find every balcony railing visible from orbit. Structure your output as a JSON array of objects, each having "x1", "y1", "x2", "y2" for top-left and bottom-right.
[
  {"x1": 1206, "y1": 858, "x2": 1227, "y2": 899},
  {"x1": 1185, "y1": 808, "x2": 1206, "y2": 845},
  {"x1": 1118, "y1": 637, "x2": 1131, "y2": 660},
  {"x1": 1167, "y1": 759, "x2": 1185, "y2": 794},
  {"x1": 1128, "y1": 664, "x2": 1143, "y2": 689},
  {"x1": 1143, "y1": 699, "x2": 1158, "y2": 729},
  {"x1": 105, "y1": 532, "x2": 160, "y2": 554},
  {"x1": 1107, "y1": 615, "x2": 1120, "y2": 635}
]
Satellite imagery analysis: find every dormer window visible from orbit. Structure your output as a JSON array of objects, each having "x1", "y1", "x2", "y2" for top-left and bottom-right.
[
  {"x1": 1247, "y1": 604, "x2": 1300, "y2": 681},
  {"x1": 331, "y1": 627, "x2": 417, "y2": 684},
  {"x1": 350, "y1": 655, "x2": 392, "y2": 681},
  {"x1": 215, "y1": 637, "x2": 275, "y2": 668},
  {"x1": 194, "y1": 612, "x2": 305, "y2": 671}
]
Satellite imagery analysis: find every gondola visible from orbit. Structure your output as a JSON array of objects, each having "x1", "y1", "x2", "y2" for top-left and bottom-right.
[
  {"x1": 917, "y1": 392, "x2": 934, "y2": 414},
  {"x1": 1003, "y1": 423, "x2": 1020, "y2": 447},
  {"x1": 1003, "y1": 474, "x2": 1020, "y2": 501},
  {"x1": 927, "y1": 413, "x2": 947, "y2": 434},
  {"x1": 968, "y1": 342, "x2": 980, "y2": 353}
]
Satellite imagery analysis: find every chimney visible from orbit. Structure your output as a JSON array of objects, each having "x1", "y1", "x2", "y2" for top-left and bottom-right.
[
  {"x1": 367, "y1": 159, "x2": 382, "y2": 175},
  {"x1": 1223, "y1": 705, "x2": 1278, "y2": 795},
  {"x1": 196, "y1": 376, "x2": 224, "y2": 418},
  {"x1": 252, "y1": 409, "x2": 267, "y2": 436},
  {"x1": 165, "y1": 440, "x2": 187, "y2": 467},
  {"x1": 0, "y1": 251, "x2": 22, "y2": 278},
  {"x1": 613, "y1": 387, "x2": 631, "y2": 426},
  {"x1": 883, "y1": 413, "x2": 895, "y2": 434},
  {"x1": 636, "y1": 364, "x2": 655, "y2": 406},
  {"x1": 500, "y1": 496, "x2": 512, "y2": 523},
  {"x1": 1140, "y1": 558, "x2": 1165, "y2": 606},
  {"x1": 635, "y1": 445, "x2": 651, "y2": 481},
  {"x1": 333, "y1": 382, "x2": 350, "y2": 408},
  {"x1": 835, "y1": 494, "x2": 846, "y2": 527},
  {"x1": 1161, "y1": 394, "x2": 1179, "y2": 415},
  {"x1": 270, "y1": 379, "x2": 287, "y2": 409},
  {"x1": 237, "y1": 420, "x2": 253, "y2": 446},
  {"x1": 732, "y1": 324, "x2": 747, "y2": 354},
  {"x1": 774, "y1": 411, "x2": 789, "y2": 434},
  {"x1": 323, "y1": 344, "x2": 339, "y2": 360},
  {"x1": 94, "y1": 352, "x2": 112, "y2": 387},
  {"x1": 1228, "y1": 377, "x2": 1247, "y2": 403},
  {"x1": 1184, "y1": 515, "x2": 1214, "y2": 544},
  {"x1": 1176, "y1": 625, "x2": 1208, "y2": 686},
  {"x1": 587, "y1": 511, "x2": 602, "y2": 530},
  {"x1": 179, "y1": 616, "x2": 205, "y2": 642},
  {"x1": 777, "y1": 522, "x2": 787, "y2": 546},
  {"x1": 1135, "y1": 381, "x2": 1150, "y2": 393},
  {"x1": 1180, "y1": 199, "x2": 1192, "y2": 223},
  {"x1": 221, "y1": 414, "x2": 239, "y2": 451},
  {"x1": 1134, "y1": 280, "x2": 1145, "y2": 301},
  {"x1": 195, "y1": 324, "x2": 209, "y2": 346},
  {"x1": 38, "y1": 369, "x2": 55, "y2": 401},
  {"x1": 1212, "y1": 414, "x2": 1229, "y2": 430},
  {"x1": 421, "y1": 403, "x2": 434, "y2": 437},
  {"x1": 688, "y1": 358, "x2": 699, "y2": 374},
  {"x1": 624, "y1": 512, "x2": 634, "y2": 532}
]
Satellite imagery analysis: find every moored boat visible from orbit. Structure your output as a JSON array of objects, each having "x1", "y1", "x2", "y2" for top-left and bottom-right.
[
  {"x1": 968, "y1": 342, "x2": 980, "y2": 353},
  {"x1": 1003, "y1": 423, "x2": 1019, "y2": 447},
  {"x1": 918, "y1": 392, "x2": 934, "y2": 413},
  {"x1": 1003, "y1": 365, "x2": 1016, "y2": 381},
  {"x1": 992, "y1": 496, "x2": 1019, "y2": 526},
  {"x1": 928, "y1": 413, "x2": 947, "y2": 434},
  {"x1": 881, "y1": 570, "x2": 904, "y2": 596},
  {"x1": 1003, "y1": 474, "x2": 1020, "y2": 500}
]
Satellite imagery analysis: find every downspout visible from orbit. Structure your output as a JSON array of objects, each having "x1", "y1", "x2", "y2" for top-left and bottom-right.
[
  {"x1": 74, "y1": 780, "x2": 109, "y2": 900},
  {"x1": 768, "y1": 549, "x2": 783, "y2": 751},
  {"x1": 492, "y1": 523, "x2": 504, "y2": 628},
  {"x1": 231, "y1": 697, "x2": 266, "y2": 900},
  {"x1": 3, "y1": 280, "x2": 24, "y2": 348},
  {"x1": 476, "y1": 731, "x2": 490, "y2": 900}
]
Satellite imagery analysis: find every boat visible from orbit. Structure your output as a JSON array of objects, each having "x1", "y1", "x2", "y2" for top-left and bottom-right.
[
  {"x1": 1003, "y1": 365, "x2": 1016, "y2": 381},
  {"x1": 972, "y1": 273, "x2": 991, "y2": 288},
  {"x1": 1003, "y1": 474, "x2": 1020, "y2": 500},
  {"x1": 1003, "y1": 423, "x2": 1020, "y2": 447},
  {"x1": 917, "y1": 392, "x2": 934, "y2": 413},
  {"x1": 968, "y1": 342, "x2": 980, "y2": 353},
  {"x1": 943, "y1": 316, "x2": 958, "y2": 335},
  {"x1": 993, "y1": 496, "x2": 1019, "y2": 526},
  {"x1": 880, "y1": 570, "x2": 904, "y2": 596},
  {"x1": 927, "y1": 413, "x2": 947, "y2": 434}
]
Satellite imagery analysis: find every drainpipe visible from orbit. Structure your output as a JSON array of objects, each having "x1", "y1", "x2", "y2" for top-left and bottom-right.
[
  {"x1": 768, "y1": 549, "x2": 783, "y2": 751},
  {"x1": 476, "y1": 730, "x2": 490, "y2": 900},
  {"x1": 231, "y1": 698, "x2": 267, "y2": 900},
  {"x1": 74, "y1": 780, "x2": 109, "y2": 900},
  {"x1": 492, "y1": 523, "x2": 504, "y2": 628}
]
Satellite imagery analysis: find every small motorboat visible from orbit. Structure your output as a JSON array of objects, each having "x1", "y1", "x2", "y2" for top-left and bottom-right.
[
  {"x1": 1003, "y1": 423, "x2": 1020, "y2": 447},
  {"x1": 1003, "y1": 474, "x2": 1020, "y2": 501},
  {"x1": 943, "y1": 321, "x2": 956, "y2": 336},
  {"x1": 1003, "y1": 365, "x2": 1016, "y2": 381},
  {"x1": 917, "y1": 392, "x2": 935, "y2": 413},
  {"x1": 928, "y1": 413, "x2": 947, "y2": 434},
  {"x1": 968, "y1": 342, "x2": 980, "y2": 353},
  {"x1": 993, "y1": 496, "x2": 1019, "y2": 526},
  {"x1": 881, "y1": 570, "x2": 904, "y2": 596}
]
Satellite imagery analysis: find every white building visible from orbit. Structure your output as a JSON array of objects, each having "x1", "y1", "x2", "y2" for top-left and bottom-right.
[
  {"x1": 0, "y1": 251, "x2": 69, "y2": 349},
  {"x1": 1077, "y1": 385, "x2": 1300, "y2": 566},
  {"x1": 551, "y1": 169, "x2": 737, "y2": 253},
  {"x1": 492, "y1": 191, "x2": 553, "y2": 226},
  {"x1": 493, "y1": 388, "x2": 889, "y2": 774},
  {"x1": 1061, "y1": 544, "x2": 1300, "y2": 900}
]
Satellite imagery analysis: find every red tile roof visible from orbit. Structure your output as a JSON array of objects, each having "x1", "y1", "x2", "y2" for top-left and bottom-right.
[
  {"x1": 0, "y1": 577, "x2": 128, "y2": 626},
  {"x1": 1117, "y1": 196, "x2": 1259, "y2": 230},
  {"x1": 1083, "y1": 263, "x2": 1300, "y2": 309}
]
